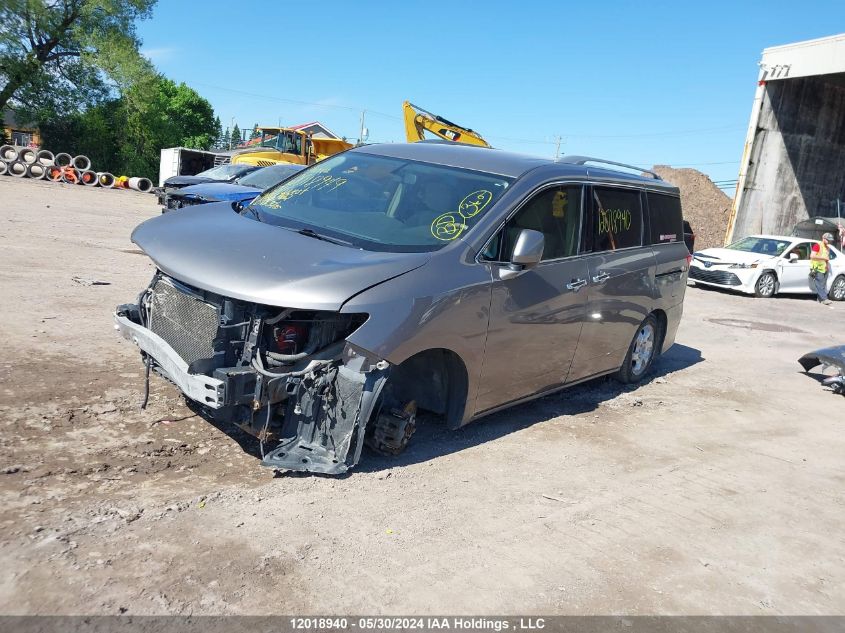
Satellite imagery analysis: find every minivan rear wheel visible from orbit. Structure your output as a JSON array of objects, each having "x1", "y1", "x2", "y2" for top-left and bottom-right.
[{"x1": 617, "y1": 314, "x2": 659, "y2": 384}]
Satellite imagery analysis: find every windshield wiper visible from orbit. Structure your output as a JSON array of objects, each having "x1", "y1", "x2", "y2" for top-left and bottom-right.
[
  {"x1": 239, "y1": 204, "x2": 260, "y2": 221},
  {"x1": 289, "y1": 227, "x2": 353, "y2": 247}
]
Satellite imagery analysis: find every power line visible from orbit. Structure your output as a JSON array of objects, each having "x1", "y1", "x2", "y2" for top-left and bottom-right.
[{"x1": 194, "y1": 81, "x2": 746, "y2": 147}]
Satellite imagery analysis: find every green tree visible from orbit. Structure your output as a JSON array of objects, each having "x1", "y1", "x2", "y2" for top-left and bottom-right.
[
  {"x1": 40, "y1": 74, "x2": 218, "y2": 181},
  {"x1": 210, "y1": 115, "x2": 222, "y2": 149},
  {"x1": 230, "y1": 123, "x2": 240, "y2": 149},
  {"x1": 220, "y1": 126, "x2": 230, "y2": 150},
  {"x1": 249, "y1": 123, "x2": 259, "y2": 141},
  {"x1": 0, "y1": 0, "x2": 157, "y2": 117}
]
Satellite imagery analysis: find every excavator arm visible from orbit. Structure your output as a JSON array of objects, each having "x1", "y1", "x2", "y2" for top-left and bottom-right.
[{"x1": 402, "y1": 101, "x2": 490, "y2": 148}]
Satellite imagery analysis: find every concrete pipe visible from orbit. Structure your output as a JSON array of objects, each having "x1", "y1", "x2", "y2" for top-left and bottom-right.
[
  {"x1": 54, "y1": 152, "x2": 73, "y2": 167},
  {"x1": 72, "y1": 154, "x2": 91, "y2": 171},
  {"x1": 61, "y1": 167, "x2": 79, "y2": 184},
  {"x1": 9, "y1": 161, "x2": 28, "y2": 177},
  {"x1": 36, "y1": 150, "x2": 55, "y2": 166},
  {"x1": 97, "y1": 172, "x2": 115, "y2": 188},
  {"x1": 47, "y1": 166, "x2": 64, "y2": 182},
  {"x1": 0, "y1": 145, "x2": 18, "y2": 161},
  {"x1": 80, "y1": 170, "x2": 98, "y2": 186},
  {"x1": 128, "y1": 176, "x2": 153, "y2": 193},
  {"x1": 18, "y1": 147, "x2": 37, "y2": 164},
  {"x1": 26, "y1": 163, "x2": 47, "y2": 179},
  {"x1": 0, "y1": 161, "x2": 8, "y2": 176}
]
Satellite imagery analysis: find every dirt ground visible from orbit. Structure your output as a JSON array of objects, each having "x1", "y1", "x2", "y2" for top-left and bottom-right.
[{"x1": 0, "y1": 176, "x2": 842, "y2": 616}]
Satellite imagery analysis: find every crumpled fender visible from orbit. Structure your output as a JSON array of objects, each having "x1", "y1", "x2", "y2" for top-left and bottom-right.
[{"x1": 798, "y1": 345, "x2": 845, "y2": 373}]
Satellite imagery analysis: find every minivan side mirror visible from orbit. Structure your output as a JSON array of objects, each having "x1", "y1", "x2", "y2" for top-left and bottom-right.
[
  {"x1": 497, "y1": 229, "x2": 544, "y2": 280},
  {"x1": 511, "y1": 229, "x2": 545, "y2": 268}
]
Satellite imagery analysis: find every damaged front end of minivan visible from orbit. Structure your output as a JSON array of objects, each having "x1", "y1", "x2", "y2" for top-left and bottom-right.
[{"x1": 114, "y1": 272, "x2": 411, "y2": 474}]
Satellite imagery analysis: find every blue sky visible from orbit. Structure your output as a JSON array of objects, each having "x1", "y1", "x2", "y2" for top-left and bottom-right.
[{"x1": 137, "y1": 1, "x2": 843, "y2": 188}]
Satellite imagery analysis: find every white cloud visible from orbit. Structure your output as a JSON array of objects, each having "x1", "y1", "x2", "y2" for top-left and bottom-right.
[{"x1": 141, "y1": 47, "x2": 177, "y2": 63}]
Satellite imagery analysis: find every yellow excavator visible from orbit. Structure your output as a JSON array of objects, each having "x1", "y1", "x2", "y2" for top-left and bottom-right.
[
  {"x1": 402, "y1": 101, "x2": 490, "y2": 148},
  {"x1": 231, "y1": 127, "x2": 353, "y2": 167}
]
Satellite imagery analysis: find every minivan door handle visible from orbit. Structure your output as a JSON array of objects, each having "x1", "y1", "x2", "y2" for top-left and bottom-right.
[
  {"x1": 592, "y1": 272, "x2": 610, "y2": 283},
  {"x1": 566, "y1": 279, "x2": 588, "y2": 291}
]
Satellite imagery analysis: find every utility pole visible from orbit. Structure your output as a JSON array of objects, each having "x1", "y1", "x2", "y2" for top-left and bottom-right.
[
  {"x1": 553, "y1": 135, "x2": 563, "y2": 160},
  {"x1": 359, "y1": 110, "x2": 367, "y2": 146}
]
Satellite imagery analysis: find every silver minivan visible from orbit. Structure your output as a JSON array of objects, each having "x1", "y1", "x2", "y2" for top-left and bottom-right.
[{"x1": 115, "y1": 142, "x2": 688, "y2": 474}]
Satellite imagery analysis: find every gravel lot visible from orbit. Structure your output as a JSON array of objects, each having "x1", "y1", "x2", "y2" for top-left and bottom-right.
[{"x1": 0, "y1": 176, "x2": 842, "y2": 615}]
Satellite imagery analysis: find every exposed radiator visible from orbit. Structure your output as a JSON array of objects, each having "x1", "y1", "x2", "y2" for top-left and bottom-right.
[{"x1": 148, "y1": 277, "x2": 220, "y2": 365}]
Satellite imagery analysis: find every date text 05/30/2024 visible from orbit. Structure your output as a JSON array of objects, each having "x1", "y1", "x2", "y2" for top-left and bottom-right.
[{"x1": 289, "y1": 618, "x2": 547, "y2": 631}]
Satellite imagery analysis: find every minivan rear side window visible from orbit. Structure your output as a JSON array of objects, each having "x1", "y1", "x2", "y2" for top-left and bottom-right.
[
  {"x1": 647, "y1": 192, "x2": 683, "y2": 246},
  {"x1": 590, "y1": 187, "x2": 643, "y2": 251}
]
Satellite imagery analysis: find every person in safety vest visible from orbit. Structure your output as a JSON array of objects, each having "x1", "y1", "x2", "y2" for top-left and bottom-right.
[{"x1": 810, "y1": 232, "x2": 833, "y2": 306}]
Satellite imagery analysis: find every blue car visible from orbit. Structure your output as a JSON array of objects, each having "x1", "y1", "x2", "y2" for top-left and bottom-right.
[{"x1": 163, "y1": 164, "x2": 305, "y2": 212}]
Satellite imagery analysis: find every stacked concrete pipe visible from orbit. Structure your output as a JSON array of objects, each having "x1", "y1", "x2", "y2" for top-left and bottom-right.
[
  {"x1": 36, "y1": 150, "x2": 55, "y2": 166},
  {"x1": 54, "y1": 152, "x2": 72, "y2": 167},
  {"x1": 80, "y1": 170, "x2": 98, "y2": 186},
  {"x1": 128, "y1": 176, "x2": 153, "y2": 192},
  {"x1": 0, "y1": 161, "x2": 7, "y2": 176},
  {"x1": 8, "y1": 161, "x2": 27, "y2": 177},
  {"x1": 26, "y1": 163, "x2": 47, "y2": 180},
  {"x1": 0, "y1": 145, "x2": 18, "y2": 161},
  {"x1": 97, "y1": 172, "x2": 115, "y2": 188},
  {"x1": 61, "y1": 167, "x2": 79, "y2": 184},
  {"x1": 72, "y1": 155, "x2": 91, "y2": 171},
  {"x1": 17, "y1": 147, "x2": 37, "y2": 164}
]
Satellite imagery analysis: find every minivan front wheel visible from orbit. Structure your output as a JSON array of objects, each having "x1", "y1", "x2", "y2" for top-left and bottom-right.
[{"x1": 617, "y1": 314, "x2": 659, "y2": 384}]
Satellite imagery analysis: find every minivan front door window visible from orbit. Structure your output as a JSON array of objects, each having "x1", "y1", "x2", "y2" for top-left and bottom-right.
[{"x1": 483, "y1": 185, "x2": 583, "y2": 262}]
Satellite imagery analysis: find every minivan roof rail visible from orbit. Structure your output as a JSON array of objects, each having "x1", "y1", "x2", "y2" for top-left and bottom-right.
[{"x1": 557, "y1": 155, "x2": 661, "y2": 180}]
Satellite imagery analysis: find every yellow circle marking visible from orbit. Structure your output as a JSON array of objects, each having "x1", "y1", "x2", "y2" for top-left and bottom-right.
[
  {"x1": 458, "y1": 190, "x2": 493, "y2": 219},
  {"x1": 431, "y1": 212, "x2": 466, "y2": 241}
]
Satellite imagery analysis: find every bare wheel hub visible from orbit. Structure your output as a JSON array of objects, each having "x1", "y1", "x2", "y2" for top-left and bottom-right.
[{"x1": 366, "y1": 401, "x2": 417, "y2": 456}]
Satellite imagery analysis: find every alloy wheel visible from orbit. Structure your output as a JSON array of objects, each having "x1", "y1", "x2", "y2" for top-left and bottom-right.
[
  {"x1": 757, "y1": 273, "x2": 775, "y2": 297},
  {"x1": 832, "y1": 276, "x2": 845, "y2": 301},
  {"x1": 631, "y1": 323, "x2": 656, "y2": 376}
]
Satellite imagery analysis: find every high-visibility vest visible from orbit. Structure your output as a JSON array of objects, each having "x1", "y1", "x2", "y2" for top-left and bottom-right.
[{"x1": 811, "y1": 243, "x2": 829, "y2": 274}]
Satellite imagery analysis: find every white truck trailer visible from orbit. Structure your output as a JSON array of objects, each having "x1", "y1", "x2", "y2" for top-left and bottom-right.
[{"x1": 726, "y1": 33, "x2": 845, "y2": 243}]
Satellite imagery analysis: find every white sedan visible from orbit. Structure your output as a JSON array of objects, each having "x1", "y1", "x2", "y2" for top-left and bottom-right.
[{"x1": 688, "y1": 234, "x2": 845, "y2": 300}]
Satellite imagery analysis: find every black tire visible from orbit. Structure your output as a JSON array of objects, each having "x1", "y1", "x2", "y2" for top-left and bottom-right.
[
  {"x1": 830, "y1": 275, "x2": 845, "y2": 302},
  {"x1": 754, "y1": 271, "x2": 777, "y2": 298},
  {"x1": 617, "y1": 314, "x2": 660, "y2": 384}
]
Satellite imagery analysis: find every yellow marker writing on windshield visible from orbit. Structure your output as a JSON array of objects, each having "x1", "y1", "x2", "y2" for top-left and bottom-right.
[{"x1": 431, "y1": 212, "x2": 467, "y2": 241}]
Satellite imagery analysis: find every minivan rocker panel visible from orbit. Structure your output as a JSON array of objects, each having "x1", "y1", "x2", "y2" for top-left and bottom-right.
[{"x1": 115, "y1": 143, "x2": 688, "y2": 475}]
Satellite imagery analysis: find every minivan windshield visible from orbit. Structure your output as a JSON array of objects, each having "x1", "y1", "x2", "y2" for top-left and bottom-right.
[
  {"x1": 246, "y1": 152, "x2": 511, "y2": 252},
  {"x1": 726, "y1": 236, "x2": 791, "y2": 256}
]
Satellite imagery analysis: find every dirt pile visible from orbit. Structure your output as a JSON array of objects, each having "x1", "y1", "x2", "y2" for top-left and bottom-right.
[{"x1": 652, "y1": 165, "x2": 733, "y2": 250}]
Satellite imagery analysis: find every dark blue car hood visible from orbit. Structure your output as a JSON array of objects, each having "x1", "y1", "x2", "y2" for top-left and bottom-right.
[{"x1": 179, "y1": 182, "x2": 262, "y2": 201}]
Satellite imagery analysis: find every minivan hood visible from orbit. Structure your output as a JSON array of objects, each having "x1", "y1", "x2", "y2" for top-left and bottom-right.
[{"x1": 131, "y1": 203, "x2": 431, "y2": 310}]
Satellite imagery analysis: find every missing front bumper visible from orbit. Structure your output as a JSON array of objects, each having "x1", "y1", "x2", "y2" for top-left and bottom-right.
[{"x1": 114, "y1": 306, "x2": 389, "y2": 475}]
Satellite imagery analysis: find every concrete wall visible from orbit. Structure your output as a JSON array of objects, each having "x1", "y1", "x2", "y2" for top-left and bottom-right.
[{"x1": 732, "y1": 72, "x2": 845, "y2": 239}]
